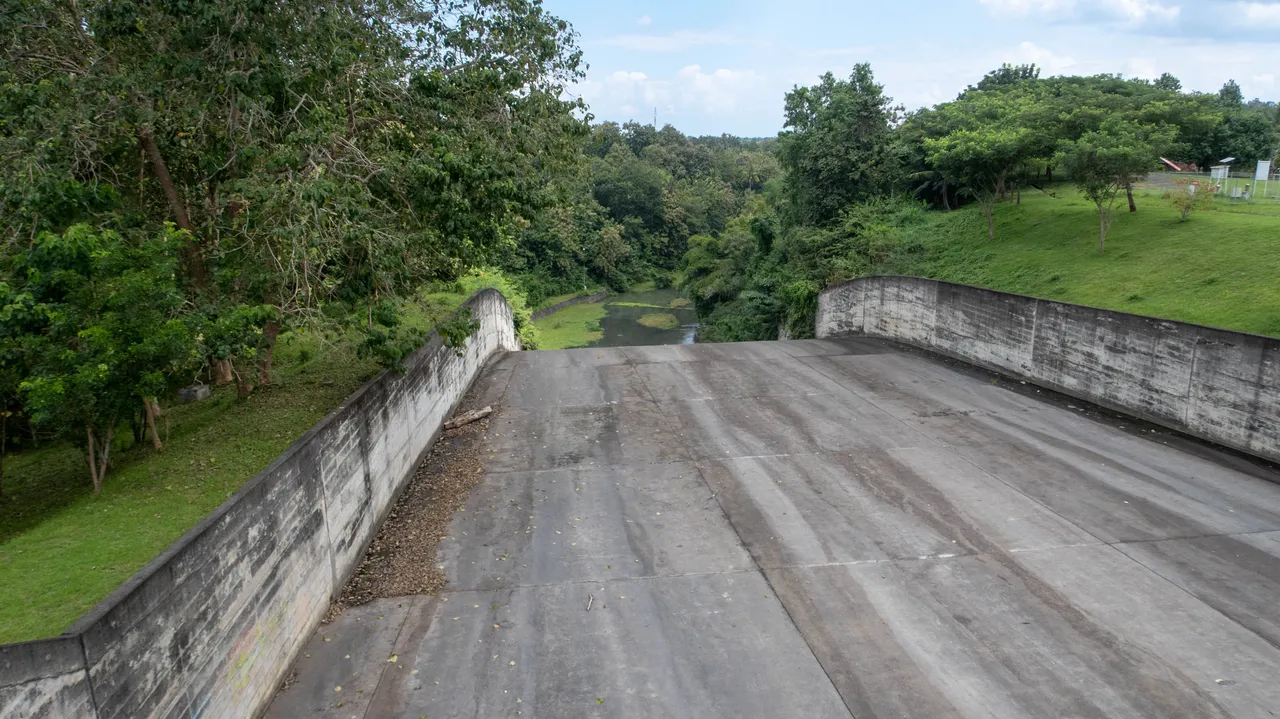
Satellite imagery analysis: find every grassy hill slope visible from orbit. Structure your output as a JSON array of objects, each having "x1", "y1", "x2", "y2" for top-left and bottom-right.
[{"x1": 913, "y1": 189, "x2": 1280, "y2": 337}]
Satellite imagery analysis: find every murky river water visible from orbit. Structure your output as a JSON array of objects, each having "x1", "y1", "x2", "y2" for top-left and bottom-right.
[{"x1": 592, "y1": 289, "x2": 698, "y2": 347}]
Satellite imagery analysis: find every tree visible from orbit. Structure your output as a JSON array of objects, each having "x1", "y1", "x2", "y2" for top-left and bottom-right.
[
  {"x1": 925, "y1": 126, "x2": 1031, "y2": 239},
  {"x1": 3, "y1": 225, "x2": 197, "y2": 493},
  {"x1": 1, "y1": 0, "x2": 589, "y2": 382},
  {"x1": 973, "y1": 63, "x2": 1041, "y2": 92},
  {"x1": 1154, "y1": 73, "x2": 1182, "y2": 93},
  {"x1": 1219, "y1": 80, "x2": 1244, "y2": 107},
  {"x1": 1058, "y1": 119, "x2": 1169, "y2": 252},
  {"x1": 777, "y1": 64, "x2": 904, "y2": 226},
  {"x1": 1215, "y1": 111, "x2": 1280, "y2": 167},
  {"x1": 1163, "y1": 179, "x2": 1214, "y2": 221}
]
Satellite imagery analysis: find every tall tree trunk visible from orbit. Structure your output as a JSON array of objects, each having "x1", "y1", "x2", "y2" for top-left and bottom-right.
[
  {"x1": 1098, "y1": 206, "x2": 1108, "y2": 254},
  {"x1": 984, "y1": 198, "x2": 996, "y2": 240},
  {"x1": 1016, "y1": 185, "x2": 1022, "y2": 205},
  {"x1": 258, "y1": 320, "x2": 280, "y2": 387},
  {"x1": 941, "y1": 182, "x2": 951, "y2": 211},
  {"x1": 1126, "y1": 183, "x2": 1137, "y2": 213},
  {"x1": 86, "y1": 427, "x2": 97, "y2": 495},
  {"x1": 144, "y1": 398, "x2": 162, "y2": 450},
  {"x1": 1046, "y1": 166, "x2": 1053, "y2": 183},
  {"x1": 138, "y1": 124, "x2": 207, "y2": 287}
]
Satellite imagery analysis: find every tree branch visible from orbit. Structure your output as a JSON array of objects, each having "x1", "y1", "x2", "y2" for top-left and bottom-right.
[{"x1": 138, "y1": 123, "x2": 207, "y2": 287}]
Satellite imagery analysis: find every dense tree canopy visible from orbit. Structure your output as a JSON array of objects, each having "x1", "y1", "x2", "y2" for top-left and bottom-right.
[
  {"x1": 0, "y1": 0, "x2": 589, "y2": 486},
  {"x1": 777, "y1": 64, "x2": 904, "y2": 226}
]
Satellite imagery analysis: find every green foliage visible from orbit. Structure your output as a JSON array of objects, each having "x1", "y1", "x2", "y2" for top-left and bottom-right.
[
  {"x1": 973, "y1": 63, "x2": 1041, "y2": 92},
  {"x1": 501, "y1": 121, "x2": 775, "y2": 299},
  {"x1": 1, "y1": 0, "x2": 586, "y2": 379},
  {"x1": 637, "y1": 313, "x2": 680, "y2": 330},
  {"x1": 1, "y1": 225, "x2": 199, "y2": 491},
  {"x1": 533, "y1": 301, "x2": 606, "y2": 349},
  {"x1": 1057, "y1": 118, "x2": 1171, "y2": 251},
  {"x1": 777, "y1": 64, "x2": 904, "y2": 226},
  {"x1": 436, "y1": 309, "x2": 482, "y2": 358},
  {"x1": 1162, "y1": 179, "x2": 1215, "y2": 221}
]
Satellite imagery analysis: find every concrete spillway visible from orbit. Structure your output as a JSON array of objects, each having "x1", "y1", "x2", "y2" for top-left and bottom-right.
[{"x1": 269, "y1": 337, "x2": 1280, "y2": 718}]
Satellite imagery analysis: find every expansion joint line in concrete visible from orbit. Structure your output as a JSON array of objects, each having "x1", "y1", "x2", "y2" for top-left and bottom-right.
[
  {"x1": 795, "y1": 350, "x2": 1280, "y2": 657},
  {"x1": 624, "y1": 359, "x2": 862, "y2": 719},
  {"x1": 435, "y1": 567, "x2": 763, "y2": 595}
]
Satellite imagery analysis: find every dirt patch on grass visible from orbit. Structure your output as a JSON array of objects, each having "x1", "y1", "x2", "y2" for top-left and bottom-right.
[{"x1": 324, "y1": 405, "x2": 494, "y2": 621}]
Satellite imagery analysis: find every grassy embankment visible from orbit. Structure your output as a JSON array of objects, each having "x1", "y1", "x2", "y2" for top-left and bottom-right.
[
  {"x1": 0, "y1": 271, "x2": 531, "y2": 644},
  {"x1": 914, "y1": 188, "x2": 1280, "y2": 337},
  {"x1": 533, "y1": 301, "x2": 609, "y2": 349}
]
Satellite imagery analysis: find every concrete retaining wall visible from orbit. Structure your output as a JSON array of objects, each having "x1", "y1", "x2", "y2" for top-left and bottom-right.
[
  {"x1": 817, "y1": 276, "x2": 1280, "y2": 463},
  {"x1": 531, "y1": 290, "x2": 609, "y2": 320},
  {"x1": 0, "y1": 289, "x2": 519, "y2": 719}
]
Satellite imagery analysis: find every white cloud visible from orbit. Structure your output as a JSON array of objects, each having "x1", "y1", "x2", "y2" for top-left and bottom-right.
[
  {"x1": 675, "y1": 66, "x2": 764, "y2": 114},
  {"x1": 1126, "y1": 57, "x2": 1159, "y2": 79},
  {"x1": 977, "y1": 0, "x2": 1180, "y2": 24},
  {"x1": 1009, "y1": 41, "x2": 1079, "y2": 73},
  {"x1": 595, "y1": 30, "x2": 737, "y2": 52},
  {"x1": 571, "y1": 65, "x2": 766, "y2": 125},
  {"x1": 1112, "y1": 0, "x2": 1180, "y2": 22},
  {"x1": 636, "y1": 14, "x2": 652, "y2": 26},
  {"x1": 1235, "y1": 2, "x2": 1280, "y2": 26}
]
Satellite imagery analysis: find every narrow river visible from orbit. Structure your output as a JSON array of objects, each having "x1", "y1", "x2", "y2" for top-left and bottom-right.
[{"x1": 533, "y1": 288, "x2": 698, "y2": 350}]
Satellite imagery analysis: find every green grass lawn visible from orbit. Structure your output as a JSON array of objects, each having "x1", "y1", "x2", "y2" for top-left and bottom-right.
[
  {"x1": 533, "y1": 301, "x2": 608, "y2": 349},
  {"x1": 914, "y1": 188, "x2": 1280, "y2": 337},
  {"x1": 0, "y1": 279, "x2": 510, "y2": 644}
]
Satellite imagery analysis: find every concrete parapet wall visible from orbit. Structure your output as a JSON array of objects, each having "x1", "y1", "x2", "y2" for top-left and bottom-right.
[
  {"x1": 0, "y1": 289, "x2": 519, "y2": 719},
  {"x1": 817, "y1": 276, "x2": 1280, "y2": 463}
]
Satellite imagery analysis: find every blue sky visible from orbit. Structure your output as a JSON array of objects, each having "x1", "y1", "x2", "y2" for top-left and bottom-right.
[{"x1": 542, "y1": 0, "x2": 1280, "y2": 137}]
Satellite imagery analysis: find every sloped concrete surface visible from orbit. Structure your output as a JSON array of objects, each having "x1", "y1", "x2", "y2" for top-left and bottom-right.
[{"x1": 270, "y1": 338, "x2": 1280, "y2": 719}]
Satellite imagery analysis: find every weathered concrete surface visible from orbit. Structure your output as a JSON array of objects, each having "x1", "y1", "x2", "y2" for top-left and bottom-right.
[
  {"x1": 0, "y1": 290, "x2": 519, "y2": 719},
  {"x1": 816, "y1": 276, "x2": 1280, "y2": 464},
  {"x1": 271, "y1": 338, "x2": 1280, "y2": 719}
]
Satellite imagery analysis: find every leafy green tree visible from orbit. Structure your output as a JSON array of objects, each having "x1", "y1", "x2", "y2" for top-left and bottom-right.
[
  {"x1": 1154, "y1": 73, "x2": 1182, "y2": 93},
  {"x1": 1, "y1": 0, "x2": 588, "y2": 380},
  {"x1": 925, "y1": 126, "x2": 1032, "y2": 239},
  {"x1": 3, "y1": 225, "x2": 197, "y2": 493},
  {"x1": 1058, "y1": 119, "x2": 1170, "y2": 252},
  {"x1": 1215, "y1": 111, "x2": 1279, "y2": 167},
  {"x1": 777, "y1": 64, "x2": 904, "y2": 225},
  {"x1": 1163, "y1": 178, "x2": 1214, "y2": 221},
  {"x1": 1219, "y1": 80, "x2": 1244, "y2": 107},
  {"x1": 972, "y1": 63, "x2": 1040, "y2": 92}
]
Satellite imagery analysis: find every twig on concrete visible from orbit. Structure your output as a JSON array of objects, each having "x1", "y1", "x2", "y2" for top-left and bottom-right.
[{"x1": 445, "y1": 406, "x2": 492, "y2": 430}]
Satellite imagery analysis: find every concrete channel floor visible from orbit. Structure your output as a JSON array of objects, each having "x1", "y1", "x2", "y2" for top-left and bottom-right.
[{"x1": 268, "y1": 337, "x2": 1280, "y2": 719}]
